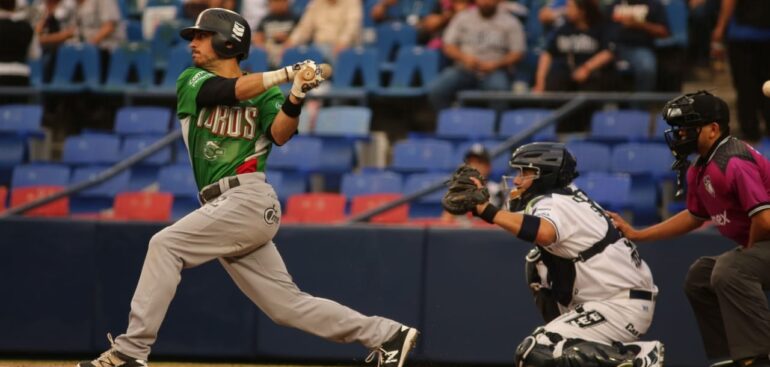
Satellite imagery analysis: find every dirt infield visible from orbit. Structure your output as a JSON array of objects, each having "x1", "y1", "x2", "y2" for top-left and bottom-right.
[{"x1": 0, "y1": 362, "x2": 337, "y2": 367}]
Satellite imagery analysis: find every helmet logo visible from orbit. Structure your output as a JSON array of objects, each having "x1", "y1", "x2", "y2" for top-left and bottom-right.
[{"x1": 231, "y1": 22, "x2": 245, "y2": 42}]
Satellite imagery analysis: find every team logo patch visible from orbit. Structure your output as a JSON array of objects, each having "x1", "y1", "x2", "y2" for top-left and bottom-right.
[
  {"x1": 566, "y1": 310, "x2": 606, "y2": 328},
  {"x1": 264, "y1": 205, "x2": 279, "y2": 225},
  {"x1": 703, "y1": 175, "x2": 715, "y2": 197},
  {"x1": 203, "y1": 141, "x2": 225, "y2": 161}
]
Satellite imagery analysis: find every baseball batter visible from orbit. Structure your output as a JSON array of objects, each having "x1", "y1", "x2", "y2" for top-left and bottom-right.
[
  {"x1": 77, "y1": 8, "x2": 418, "y2": 367},
  {"x1": 442, "y1": 143, "x2": 663, "y2": 367}
]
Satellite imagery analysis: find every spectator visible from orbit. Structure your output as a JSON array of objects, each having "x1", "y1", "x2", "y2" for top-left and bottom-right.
[
  {"x1": 72, "y1": 0, "x2": 126, "y2": 80},
  {"x1": 712, "y1": 0, "x2": 770, "y2": 143},
  {"x1": 241, "y1": 0, "x2": 267, "y2": 31},
  {"x1": 532, "y1": 0, "x2": 615, "y2": 92},
  {"x1": 184, "y1": 0, "x2": 236, "y2": 20},
  {"x1": 687, "y1": 0, "x2": 719, "y2": 72},
  {"x1": 253, "y1": 0, "x2": 298, "y2": 67},
  {"x1": 427, "y1": 0, "x2": 525, "y2": 110},
  {"x1": 0, "y1": 0, "x2": 37, "y2": 87},
  {"x1": 538, "y1": 0, "x2": 566, "y2": 29},
  {"x1": 284, "y1": 0, "x2": 362, "y2": 61},
  {"x1": 32, "y1": 0, "x2": 75, "y2": 82},
  {"x1": 418, "y1": 0, "x2": 471, "y2": 49},
  {"x1": 441, "y1": 144, "x2": 504, "y2": 222},
  {"x1": 607, "y1": 0, "x2": 669, "y2": 91}
]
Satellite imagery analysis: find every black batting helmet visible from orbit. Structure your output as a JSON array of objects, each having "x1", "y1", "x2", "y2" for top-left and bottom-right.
[
  {"x1": 180, "y1": 8, "x2": 251, "y2": 60},
  {"x1": 506, "y1": 142, "x2": 578, "y2": 211}
]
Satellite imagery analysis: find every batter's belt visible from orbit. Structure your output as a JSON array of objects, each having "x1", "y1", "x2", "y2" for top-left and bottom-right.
[{"x1": 199, "y1": 172, "x2": 266, "y2": 204}]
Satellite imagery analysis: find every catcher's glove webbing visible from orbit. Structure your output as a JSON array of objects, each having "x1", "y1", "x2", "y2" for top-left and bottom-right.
[{"x1": 441, "y1": 165, "x2": 490, "y2": 215}]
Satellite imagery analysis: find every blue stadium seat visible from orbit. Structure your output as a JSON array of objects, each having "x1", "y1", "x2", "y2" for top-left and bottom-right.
[
  {"x1": 266, "y1": 170, "x2": 307, "y2": 203},
  {"x1": 121, "y1": 135, "x2": 173, "y2": 191},
  {"x1": 104, "y1": 43, "x2": 154, "y2": 90},
  {"x1": 524, "y1": 0, "x2": 546, "y2": 49},
  {"x1": 436, "y1": 108, "x2": 496, "y2": 140},
  {"x1": 292, "y1": 0, "x2": 310, "y2": 15},
  {"x1": 0, "y1": 137, "x2": 25, "y2": 184},
  {"x1": 115, "y1": 106, "x2": 172, "y2": 135},
  {"x1": 267, "y1": 136, "x2": 322, "y2": 171},
  {"x1": 12, "y1": 164, "x2": 70, "y2": 188},
  {"x1": 653, "y1": 114, "x2": 669, "y2": 141},
  {"x1": 611, "y1": 142, "x2": 673, "y2": 177},
  {"x1": 391, "y1": 139, "x2": 454, "y2": 172},
  {"x1": 590, "y1": 110, "x2": 651, "y2": 142},
  {"x1": 161, "y1": 45, "x2": 192, "y2": 89},
  {"x1": 573, "y1": 172, "x2": 631, "y2": 212},
  {"x1": 174, "y1": 138, "x2": 190, "y2": 165},
  {"x1": 656, "y1": 0, "x2": 688, "y2": 48},
  {"x1": 47, "y1": 44, "x2": 101, "y2": 91},
  {"x1": 378, "y1": 46, "x2": 439, "y2": 96},
  {"x1": 498, "y1": 108, "x2": 557, "y2": 141},
  {"x1": 280, "y1": 46, "x2": 325, "y2": 65},
  {"x1": 126, "y1": 19, "x2": 143, "y2": 41},
  {"x1": 62, "y1": 134, "x2": 121, "y2": 165},
  {"x1": 404, "y1": 172, "x2": 448, "y2": 217},
  {"x1": 376, "y1": 22, "x2": 417, "y2": 67},
  {"x1": 159, "y1": 164, "x2": 199, "y2": 219},
  {"x1": 29, "y1": 57, "x2": 42, "y2": 87},
  {"x1": 0, "y1": 105, "x2": 43, "y2": 134},
  {"x1": 757, "y1": 140, "x2": 770, "y2": 160},
  {"x1": 341, "y1": 170, "x2": 403, "y2": 199},
  {"x1": 151, "y1": 21, "x2": 184, "y2": 70},
  {"x1": 69, "y1": 165, "x2": 131, "y2": 213},
  {"x1": 566, "y1": 141, "x2": 611, "y2": 173},
  {"x1": 315, "y1": 106, "x2": 372, "y2": 137},
  {"x1": 242, "y1": 48, "x2": 268, "y2": 73},
  {"x1": 330, "y1": 47, "x2": 380, "y2": 95}
]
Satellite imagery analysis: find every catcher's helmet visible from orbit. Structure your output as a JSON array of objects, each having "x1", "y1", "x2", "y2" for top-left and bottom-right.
[
  {"x1": 505, "y1": 142, "x2": 578, "y2": 211},
  {"x1": 180, "y1": 8, "x2": 251, "y2": 60}
]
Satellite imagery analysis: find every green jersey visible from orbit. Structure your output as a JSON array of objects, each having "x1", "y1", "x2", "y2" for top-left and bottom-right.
[{"x1": 176, "y1": 67, "x2": 283, "y2": 190}]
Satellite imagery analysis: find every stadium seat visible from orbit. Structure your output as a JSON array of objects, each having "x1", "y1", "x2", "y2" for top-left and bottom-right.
[
  {"x1": 121, "y1": 135, "x2": 173, "y2": 190},
  {"x1": 160, "y1": 45, "x2": 192, "y2": 89},
  {"x1": 436, "y1": 108, "x2": 496, "y2": 140},
  {"x1": 498, "y1": 108, "x2": 557, "y2": 141},
  {"x1": 653, "y1": 114, "x2": 669, "y2": 140},
  {"x1": 151, "y1": 20, "x2": 184, "y2": 70},
  {"x1": 0, "y1": 136, "x2": 25, "y2": 184},
  {"x1": 331, "y1": 48, "x2": 379, "y2": 94},
  {"x1": 104, "y1": 43, "x2": 154, "y2": 91},
  {"x1": 574, "y1": 172, "x2": 631, "y2": 212},
  {"x1": 404, "y1": 172, "x2": 448, "y2": 217},
  {"x1": 757, "y1": 140, "x2": 770, "y2": 160},
  {"x1": 350, "y1": 193, "x2": 409, "y2": 224},
  {"x1": 48, "y1": 44, "x2": 101, "y2": 91},
  {"x1": 12, "y1": 164, "x2": 70, "y2": 188},
  {"x1": 113, "y1": 191, "x2": 173, "y2": 221},
  {"x1": 10, "y1": 186, "x2": 69, "y2": 217},
  {"x1": 283, "y1": 193, "x2": 346, "y2": 223},
  {"x1": 242, "y1": 48, "x2": 268, "y2": 73},
  {"x1": 280, "y1": 45, "x2": 325, "y2": 65},
  {"x1": 266, "y1": 170, "x2": 307, "y2": 202},
  {"x1": 566, "y1": 141, "x2": 611, "y2": 173},
  {"x1": 655, "y1": 0, "x2": 688, "y2": 48},
  {"x1": 376, "y1": 22, "x2": 417, "y2": 68},
  {"x1": 0, "y1": 105, "x2": 43, "y2": 134},
  {"x1": 391, "y1": 139, "x2": 454, "y2": 172},
  {"x1": 267, "y1": 136, "x2": 322, "y2": 171},
  {"x1": 126, "y1": 19, "x2": 144, "y2": 41},
  {"x1": 62, "y1": 134, "x2": 121, "y2": 165},
  {"x1": 69, "y1": 166, "x2": 131, "y2": 213},
  {"x1": 340, "y1": 170, "x2": 402, "y2": 198},
  {"x1": 378, "y1": 46, "x2": 439, "y2": 96},
  {"x1": 315, "y1": 106, "x2": 372, "y2": 137},
  {"x1": 611, "y1": 142, "x2": 674, "y2": 177},
  {"x1": 590, "y1": 110, "x2": 651, "y2": 142},
  {"x1": 115, "y1": 106, "x2": 172, "y2": 135},
  {"x1": 158, "y1": 164, "x2": 199, "y2": 219}
]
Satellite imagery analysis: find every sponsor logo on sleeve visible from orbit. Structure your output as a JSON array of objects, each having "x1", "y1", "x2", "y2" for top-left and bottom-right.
[{"x1": 189, "y1": 71, "x2": 213, "y2": 88}]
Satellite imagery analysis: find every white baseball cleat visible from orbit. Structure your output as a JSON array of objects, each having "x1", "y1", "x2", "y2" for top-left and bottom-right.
[{"x1": 365, "y1": 325, "x2": 420, "y2": 367}]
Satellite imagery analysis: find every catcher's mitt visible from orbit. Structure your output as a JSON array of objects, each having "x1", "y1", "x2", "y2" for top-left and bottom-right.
[{"x1": 441, "y1": 165, "x2": 490, "y2": 215}]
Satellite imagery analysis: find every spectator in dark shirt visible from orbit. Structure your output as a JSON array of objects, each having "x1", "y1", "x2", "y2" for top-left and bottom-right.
[
  {"x1": 532, "y1": 0, "x2": 615, "y2": 92},
  {"x1": 607, "y1": 0, "x2": 669, "y2": 91},
  {"x1": 253, "y1": 0, "x2": 298, "y2": 67},
  {"x1": 0, "y1": 0, "x2": 36, "y2": 86}
]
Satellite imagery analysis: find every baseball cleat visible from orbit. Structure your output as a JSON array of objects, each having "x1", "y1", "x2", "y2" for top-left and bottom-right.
[
  {"x1": 632, "y1": 341, "x2": 664, "y2": 367},
  {"x1": 77, "y1": 334, "x2": 148, "y2": 367},
  {"x1": 365, "y1": 325, "x2": 419, "y2": 367}
]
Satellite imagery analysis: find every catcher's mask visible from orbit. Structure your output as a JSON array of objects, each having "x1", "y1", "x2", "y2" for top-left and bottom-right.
[
  {"x1": 661, "y1": 90, "x2": 729, "y2": 195},
  {"x1": 503, "y1": 142, "x2": 578, "y2": 212}
]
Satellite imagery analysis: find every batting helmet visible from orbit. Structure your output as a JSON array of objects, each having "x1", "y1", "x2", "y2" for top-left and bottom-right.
[
  {"x1": 505, "y1": 142, "x2": 578, "y2": 212},
  {"x1": 180, "y1": 8, "x2": 251, "y2": 60}
]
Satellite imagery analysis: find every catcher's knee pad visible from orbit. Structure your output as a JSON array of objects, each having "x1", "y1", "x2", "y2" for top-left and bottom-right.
[{"x1": 515, "y1": 329, "x2": 638, "y2": 367}]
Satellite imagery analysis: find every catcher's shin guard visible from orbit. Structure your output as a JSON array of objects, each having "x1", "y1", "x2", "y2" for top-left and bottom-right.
[{"x1": 515, "y1": 329, "x2": 639, "y2": 367}]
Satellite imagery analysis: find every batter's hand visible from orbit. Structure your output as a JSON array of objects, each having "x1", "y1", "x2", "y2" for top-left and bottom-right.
[
  {"x1": 608, "y1": 211, "x2": 639, "y2": 240},
  {"x1": 290, "y1": 61, "x2": 330, "y2": 99}
]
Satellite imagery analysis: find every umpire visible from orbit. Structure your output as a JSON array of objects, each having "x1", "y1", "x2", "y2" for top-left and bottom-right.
[{"x1": 611, "y1": 91, "x2": 770, "y2": 367}]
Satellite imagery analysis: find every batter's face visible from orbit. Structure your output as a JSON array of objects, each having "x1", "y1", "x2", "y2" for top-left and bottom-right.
[{"x1": 189, "y1": 31, "x2": 219, "y2": 68}]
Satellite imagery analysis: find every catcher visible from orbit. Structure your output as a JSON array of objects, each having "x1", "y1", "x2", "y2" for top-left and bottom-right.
[{"x1": 442, "y1": 142, "x2": 664, "y2": 367}]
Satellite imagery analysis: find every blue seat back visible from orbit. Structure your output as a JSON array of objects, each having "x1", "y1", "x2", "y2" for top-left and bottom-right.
[
  {"x1": 574, "y1": 172, "x2": 631, "y2": 210},
  {"x1": 115, "y1": 106, "x2": 172, "y2": 135},
  {"x1": 333, "y1": 48, "x2": 380, "y2": 90},
  {"x1": 389, "y1": 46, "x2": 439, "y2": 88},
  {"x1": 267, "y1": 136, "x2": 322, "y2": 170},
  {"x1": 12, "y1": 164, "x2": 71, "y2": 187},
  {"x1": 0, "y1": 137, "x2": 24, "y2": 167},
  {"x1": 161, "y1": 45, "x2": 192, "y2": 88},
  {"x1": 121, "y1": 135, "x2": 172, "y2": 165},
  {"x1": 655, "y1": 0, "x2": 688, "y2": 47},
  {"x1": 280, "y1": 45, "x2": 325, "y2": 65},
  {"x1": 404, "y1": 172, "x2": 448, "y2": 203},
  {"x1": 315, "y1": 106, "x2": 372, "y2": 137},
  {"x1": 0, "y1": 105, "x2": 43, "y2": 133},
  {"x1": 266, "y1": 170, "x2": 307, "y2": 199},
  {"x1": 590, "y1": 110, "x2": 650, "y2": 141},
  {"x1": 437, "y1": 108, "x2": 496, "y2": 140},
  {"x1": 242, "y1": 48, "x2": 268, "y2": 73},
  {"x1": 566, "y1": 141, "x2": 611, "y2": 173},
  {"x1": 151, "y1": 21, "x2": 184, "y2": 69},
  {"x1": 71, "y1": 165, "x2": 130, "y2": 197},
  {"x1": 50, "y1": 44, "x2": 101, "y2": 87},
  {"x1": 376, "y1": 22, "x2": 417, "y2": 63},
  {"x1": 106, "y1": 44, "x2": 154, "y2": 88},
  {"x1": 341, "y1": 171, "x2": 403, "y2": 198},
  {"x1": 611, "y1": 142, "x2": 673, "y2": 176},
  {"x1": 392, "y1": 139, "x2": 454, "y2": 172},
  {"x1": 499, "y1": 108, "x2": 556, "y2": 140},
  {"x1": 62, "y1": 134, "x2": 121, "y2": 165},
  {"x1": 158, "y1": 164, "x2": 199, "y2": 198}
]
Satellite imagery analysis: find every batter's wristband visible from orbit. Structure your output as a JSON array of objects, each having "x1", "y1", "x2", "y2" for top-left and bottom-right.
[
  {"x1": 281, "y1": 95, "x2": 302, "y2": 118},
  {"x1": 477, "y1": 204, "x2": 499, "y2": 224}
]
